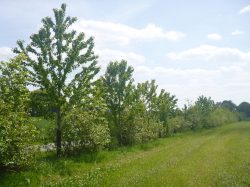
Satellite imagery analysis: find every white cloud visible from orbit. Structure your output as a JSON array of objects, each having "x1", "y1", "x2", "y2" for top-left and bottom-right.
[
  {"x1": 166, "y1": 45, "x2": 250, "y2": 62},
  {"x1": 207, "y1": 33, "x2": 222, "y2": 41},
  {"x1": 135, "y1": 65, "x2": 244, "y2": 78},
  {"x1": 0, "y1": 47, "x2": 14, "y2": 61},
  {"x1": 231, "y1": 29, "x2": 244, "y2": 36},
  {"x1": 164, "y1": 45, "x2": 250, "y2": 106},
  {"x1": 72, "y1": 19, "x2": 186, "y2": 47},
  {"x1": 96, "y1": 48, "x2": 146, "y2": 67},
  {"x1": 239, "y1": 4, "x2": 250, "y2": 14},
  {"x1": 134, "y1": 64, "x2": 250, "y2": 106}
]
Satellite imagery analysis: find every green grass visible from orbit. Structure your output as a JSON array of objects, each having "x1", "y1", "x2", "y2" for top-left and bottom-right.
[{"x1": 1, "y1": 122, "x2": 250, "y2": 187}]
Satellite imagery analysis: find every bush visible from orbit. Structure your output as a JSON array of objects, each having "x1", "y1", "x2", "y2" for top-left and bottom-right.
[
  {"x1": 117, "y1": 110, "x2": 164, "y2": 145},
  {"x1": 0, "y1": 102, "x2": 38, "y2": 169},
  {"x1": 133, "y1": 117, "x2": 163, "y2": 144},
  {"x1": 185, "y1": 106, "x2": 203, "y2": 130},
  {"x1": 62, "y1": 108, "x2": 111, "y2": 154},
  {"x1": 167, "y1": 116, "x2": 191, "y2": 134},
  {"x1": 206, "y1": 108, "x2": 238, "y2": 128}
]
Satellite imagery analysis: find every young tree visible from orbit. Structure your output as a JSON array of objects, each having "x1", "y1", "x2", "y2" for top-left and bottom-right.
[
  {"x1": 137, "y1": 80, "x2": 158, "y2": 120},
  {"x1": 195, "y1": 95, "x2": 215, "y2": 115},
  {"x1": 156, "y1": 89, "x2": 178, "y2": 134},
  {"x1": 102, "y1": 60, "x2": 134, "y2": 144},
  {"x1": 14, "y1": 4, "x2": 100, "y2": 156},
  {"x1": 185, "y1": 96, "x2": 216, "y2": 129}
]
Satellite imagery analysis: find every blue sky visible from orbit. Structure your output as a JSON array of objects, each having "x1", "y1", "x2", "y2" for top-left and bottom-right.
[{"x1": 0, "y1": 0, "x2": 250, "y2": 107}]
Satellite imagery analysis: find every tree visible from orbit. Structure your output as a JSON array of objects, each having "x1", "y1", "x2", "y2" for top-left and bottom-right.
[
  {"x1": 102, "y1": 60, "x2": 134, "y2": 144},
  {"x1": 136, "y1": 80, "x2": 158, "y2": 122},
  {"x1": 156, "y1": 89, "x2": 178, "y2": 134},
  {"x1": 238, "y1": 102, "x2": 250, "y2": 118},
  {"x1": 14, "y1": 4, "x2": 100, "y2": 156},
  {"x1": 217, "y1": 100, "x2": 237, "y2": 112},
  {"x1": 195, "y1": 95, "x2": 215, "y2": 116},
  {"x1": 184, "y1": 96, "x2": 216, "y2": 129}
]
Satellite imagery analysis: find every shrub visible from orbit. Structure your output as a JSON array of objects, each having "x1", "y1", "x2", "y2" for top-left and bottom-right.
[
  {"x1": 62, "y1": 108, "x2": 111, "y2": 154},
  {"x1": 133, "y1": 117, "x2": 163, "y2": 144},
  {"x1": 167, "y1": 116, "x2": 191, "y2": 134},
  {"x1": 0, "y1": 102, "x2": 38, "y2": 169},
  {"x1": 185, "y1": 106, "x2": 203, "y2": 130},
  {"x1": 117, "y1": 110, "x2": 164, "y2": 145},
  {"x1": 206, "y1": 108, "x2": 238, "y2": 128}
]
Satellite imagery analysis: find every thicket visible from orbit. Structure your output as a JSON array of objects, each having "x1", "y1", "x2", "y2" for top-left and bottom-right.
[
  {"x1": 0, "y1": 55, "x2": 38, "y2": 169},
  {"x1": 0, "y1": 4, "x2": 241, "y2": 169}
]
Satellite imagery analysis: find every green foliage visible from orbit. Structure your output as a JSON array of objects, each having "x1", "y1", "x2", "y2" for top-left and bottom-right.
[
  {"x1": 30, "y1": 117, "x2": 55, "y2": 144},
  {"x1": 102, "y1": 60, "x2": 134, "y2": 145},
  {"x1": 62, "y1": 81, "x2": 110, "y2": 153},
  {"x1": 182, "y1": 104, "x2": 202, "y2": 130},
  {"x1": 0, "y1": 106, "x2": 38, "y2": 169},
  {"x1": 167, "y1": 116, "x2": 191, "y2": 134},
  {"x1": 133, "y1": 117, "x2": 164, "y2": 144},
  {"x1": 156, "y1": 89, "x2": 178, "y2": 134},
  {"x1": 238, "y1": 102, "x2": 250, "y2": 118},
  {"x1": 184, "y1": 96, "x2": 216, "y2": 129},
  {"x1": 14, "y1": 4, "x2": 100, "y2": 156},
  {"x1": 136, "y1": 80, "x2": 158, "y2": 117},
  {"x1": 183, "y1": 96, "x2": 239, "y2": 130},
  {"x1": 29, "y1": 89, "x2": 53, "y2": 118},
  {"x1": 135, "y1": 80, "x2": 178, "y2": 136},
  {"x1": 115, "y1": 108, "x2": 164, "y2": 145},
  {"x1": 218, "y1": 100, "x2": 238, "y2": 112},
  {"x1": 62, "y1": 108, "x2": 110, "y2": 153},
  {"x1": 0, "y1": 55, "x2": 38, "y2": 169},
  {"x1": 195, "y1": 95, "x2": 215, "y2": 116},
  {"x1": 0, "y1": 54, "x2": 29, "y2": 112},
  {"x1": 207, "y1": 108, "x2": 238, "y2": 127}
]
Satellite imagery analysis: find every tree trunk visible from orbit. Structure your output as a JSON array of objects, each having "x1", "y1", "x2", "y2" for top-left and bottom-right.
[{"x1": 56, "y1": 107, "x2": 62, "y2": 157}]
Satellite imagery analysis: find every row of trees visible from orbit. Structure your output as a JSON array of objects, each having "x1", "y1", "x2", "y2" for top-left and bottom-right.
[{"x1": 0, "y1": 4, "x2": 242, "y2": 169}]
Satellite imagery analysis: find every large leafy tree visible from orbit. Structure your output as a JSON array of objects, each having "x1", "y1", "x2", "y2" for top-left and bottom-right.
[{"x1": 14, "y1": 4, "x2": 99, "y2": 156}]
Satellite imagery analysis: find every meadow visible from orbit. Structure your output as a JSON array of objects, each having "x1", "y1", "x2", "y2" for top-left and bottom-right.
[{"x1": 1, "y1": 121, "x2": 249, "y2": 187}]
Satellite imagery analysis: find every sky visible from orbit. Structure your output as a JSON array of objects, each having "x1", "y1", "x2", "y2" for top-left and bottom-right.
[{"x1": 0, "y1": 0, "x2": 250, "y2": 107}]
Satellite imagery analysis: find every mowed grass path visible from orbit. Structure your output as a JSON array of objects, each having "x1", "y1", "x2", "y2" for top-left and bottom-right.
[{"x1": 1, "y1": 122, "x2": 250, "y2": 186}]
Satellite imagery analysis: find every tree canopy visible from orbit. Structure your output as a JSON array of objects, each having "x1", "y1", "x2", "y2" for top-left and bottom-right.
[{"x1": 14, "y1": 4, "x2": 100, "y2": 156}]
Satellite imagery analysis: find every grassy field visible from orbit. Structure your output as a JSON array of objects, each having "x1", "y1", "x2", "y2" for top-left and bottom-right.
[{"x1": 1, "y1": 121, "x2": 250, "y2": 187}]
